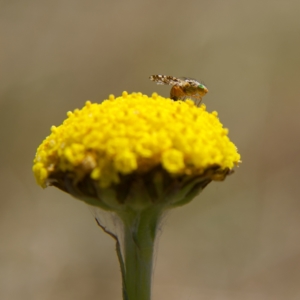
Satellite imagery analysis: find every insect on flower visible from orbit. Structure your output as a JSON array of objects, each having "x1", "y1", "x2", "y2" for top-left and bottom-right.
[{"x1": 149, "y1": 75, "x2": 208, "y2": 106}]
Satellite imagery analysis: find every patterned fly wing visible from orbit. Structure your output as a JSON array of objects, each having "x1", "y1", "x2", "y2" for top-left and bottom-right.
[{"x1": 149, "y1": 75, "x2": 187, "y2": 87}]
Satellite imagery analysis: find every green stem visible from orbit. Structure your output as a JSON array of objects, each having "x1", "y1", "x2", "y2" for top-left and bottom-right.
[{"x1": 119, "y1": 207, "x2": 163, "y2": 300}]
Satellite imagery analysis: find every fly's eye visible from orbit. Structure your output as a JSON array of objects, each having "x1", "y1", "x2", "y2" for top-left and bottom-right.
[{"x1": 198, "y1": 84, "x2": 206, "y2": 90}]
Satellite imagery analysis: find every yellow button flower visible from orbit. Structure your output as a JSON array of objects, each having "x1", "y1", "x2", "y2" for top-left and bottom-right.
[
  {"x1": 32, "y1": 91, "x2": 241, "y2": 300},
  {"x1": 33, "y1": 92, "x2": 240, "y2": 209}
]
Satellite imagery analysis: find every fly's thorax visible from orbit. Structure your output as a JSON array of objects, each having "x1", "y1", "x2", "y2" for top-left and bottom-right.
[{"x1": 182, "y1": 83, "x2": 207, "y2": 96}]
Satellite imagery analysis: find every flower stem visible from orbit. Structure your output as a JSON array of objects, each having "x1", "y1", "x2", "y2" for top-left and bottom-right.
[{"x1": 119, "y1": 207, "x2": 163, "y2": 300}]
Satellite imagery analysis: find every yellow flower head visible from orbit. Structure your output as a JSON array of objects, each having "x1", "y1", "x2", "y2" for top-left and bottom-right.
[{"x1": 33, "y1": 92, "x2": 240, "y2": 210}]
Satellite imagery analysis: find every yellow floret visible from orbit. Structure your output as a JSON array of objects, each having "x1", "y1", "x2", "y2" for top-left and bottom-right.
[
  {"x1": 33, "y1": 92, "x2": 241, "y2": 188},
  {"x1": 162, "y1": 149, "x2": 185, "y2": 173}
]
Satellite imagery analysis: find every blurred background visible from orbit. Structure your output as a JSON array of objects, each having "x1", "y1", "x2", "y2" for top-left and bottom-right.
[{"x1": 1, "y1": 0, "x2": 300, "y2": 299}]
